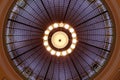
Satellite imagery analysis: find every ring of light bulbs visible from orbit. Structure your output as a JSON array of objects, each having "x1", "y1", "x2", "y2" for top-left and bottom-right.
[{"x1": 43, "y1": 23, "x2": 77, "y2": 57}]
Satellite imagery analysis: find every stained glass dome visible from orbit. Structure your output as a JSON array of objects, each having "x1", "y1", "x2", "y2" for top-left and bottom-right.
[{"x1": 4, "y1": 0, "x2": 115, "y2": 80}]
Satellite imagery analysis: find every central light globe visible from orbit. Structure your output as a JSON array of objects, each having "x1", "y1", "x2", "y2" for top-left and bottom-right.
[
  {"x1": 51, "y1": 31, "x2": 69, "y2": 49},
  {"x1": 43, "y1": 22, "x2": 77, "y2": 57}
]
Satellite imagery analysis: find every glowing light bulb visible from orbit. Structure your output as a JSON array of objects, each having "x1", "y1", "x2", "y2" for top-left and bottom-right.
[
  {"x1": 45, "y1": 30, "x2": 50, "y2": 35},
  {"x1": 47, "y1": 46, "x2": 51, "y2": 51},
  {"x1": 56, "y1": 52, "x2": 61, "y2": 57},
  {"x1": 59, "y1": 23, "x2": 64, "y2": 27},
  {"x1": 72, "y1": 39, "x2": 77, "y2": 44},
  {"x1": 64, "y1": 24, "x2": 70, "y2": 29},
  {"x1": 71, "y1": 44, "x2": 75, "y2": 49},
  {"x1": 62, "y1": 51, "x2": 67, "y2": 56},
  {"x1": 72, "y1": 33, "x2": 77, "y2": 38},
  {"x1": 43, "y1": 36, "x2": 48, "y2": 40},
  {"x1": 67, "y1": 48, "x2": 72, "y2": 54},
  {"x1": 48, "y1": 26, "x2": 53, "y2": 30},
  {"x1": 44, "y1": 41, "x2": 48, "y2": 46},
  {"x1": 53, "y1": 23, "x2": 59, "y2": 28},
  {"x1": 51, "y1": 50, "x2": 56, "y2": 55},
  {"x1": 69, "y1": 28, "x2": 74, "y2": 33}
]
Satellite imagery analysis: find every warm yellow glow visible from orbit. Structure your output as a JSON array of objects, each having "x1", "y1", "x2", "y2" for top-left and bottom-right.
[
  {"x1": 56, "y1": 52, "x2": 61, "y2": 57},
  {"x1": 48, "y1": 26, "x2": 53, "y2": 30},
  {"x1": 64, "y1": 24, "x2": 70, "y2": 29},
  {"x1": 59, "y1": 22, "x2": 64, "y2": 27},
  {"x1": 69, "y1": 28, "x2": 74, "y2": 33},
  {"x1": 67, "y1": 48, "x2": 72, "y2": 54},
  {"x1": 53, "y1": 23, "x2": 59, "y2": 28},
  {"x1": 44, "y1": 41, "x2": 48, "y2": 46},
  {"x1": 51, "y1": 31, "x2": 69, "y2": 49},
  {"x1": 43, "y1": 22, "x2": 77, "y2": 57},
  {"x1": 72, "y1": 33, "x2": 77, "y2": 38},
  {"x1": 71, "y1": 44, "x2": 76, "y2": 49},
  {"x1": 43, "y1": 36, "x2": 48, "y2": 40},
  {"x1": 45, "y1": 30, "x2": 50, "y2": 35},
  {"x1": 47, "y1": 46, "x2": 51, "y2": 51},
  {"x1": 51, "y1": 50, "x2": 56, "y2": 55},
  {"x1": 72, "y1": 39, "x2": 77, "y2": 44},
  {"x1": 62, "y1": 51, "x2": 67, "y2": 56}
]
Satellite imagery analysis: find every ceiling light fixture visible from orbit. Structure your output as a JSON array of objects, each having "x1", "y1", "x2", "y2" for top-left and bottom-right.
[{"x1": 43, "y1": 23, "x2": 77, "y2": 57}]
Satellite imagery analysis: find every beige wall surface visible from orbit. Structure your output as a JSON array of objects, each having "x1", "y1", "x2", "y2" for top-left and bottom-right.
[
  {"x1": 0, "y1": 0, "x2": 22, "y2": 80},
  {"x1": 95, "y1": 0, "x2": 120, "y2": 80}
]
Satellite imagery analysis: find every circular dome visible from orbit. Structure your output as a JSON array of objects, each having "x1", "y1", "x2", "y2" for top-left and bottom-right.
[{"x1": 4, "y1": 0, "x2": 115, "y2": 80}]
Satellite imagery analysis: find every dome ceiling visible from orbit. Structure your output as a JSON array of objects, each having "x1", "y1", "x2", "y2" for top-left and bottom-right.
[{"x1": 4, "y1": 0, "x2": 115, "y2": 80}]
